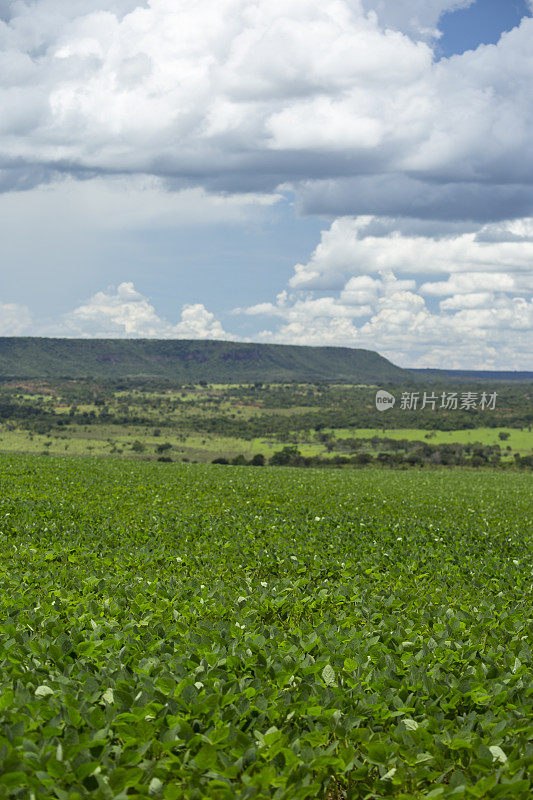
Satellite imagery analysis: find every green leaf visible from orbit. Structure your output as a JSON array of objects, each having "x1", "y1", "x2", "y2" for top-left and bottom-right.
[
  {"x1": 102, "y1": 688, "x2": 115, "y2": 705},
  {"x1": 195, "y1": 744, "x2": 218, "y2": 771},
  {"x1": 321, "y1": 664, "x2": 336, "y2": 686},
  {"x1": 149, "y1": 777, "x2": 164, "y2": 795},
  {"x1": 35, "y1": 685, "x2": 54, "y2": 698},
  {"x1": 0, "y1": 772, "x2": 28, "y2": 788},
  {"x1": 489, "y1": 745, "x2": 507, "y2": 764},
  {"x1": 0, "y1": 690, "x2": 14, "y2": 710}
]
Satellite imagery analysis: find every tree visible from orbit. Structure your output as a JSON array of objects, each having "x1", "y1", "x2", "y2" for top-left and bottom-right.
[
  {"x1": 156, "y1": 442, "x2": 172, "y2": 453},
  {"x1": 270, "y1": 446, "x2": 302, "y2": 466}
]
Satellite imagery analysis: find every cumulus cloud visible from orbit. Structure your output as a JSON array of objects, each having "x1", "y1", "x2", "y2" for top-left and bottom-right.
[
  {"x1": 63, "y1": 282, "x2": 168, "y2": 337},
  {"x1": 246, "y1": 292, "x2": 372, "y2": 322},
  {"x1": 51, "y1": 282, "x2": 233, "y2": 339},
  {"x1": 240, "y1": 214, "x2": 533, "y2": 368},
  {"x1": 172, "y1": 303, "x2": 230, "y2": 340},
  {"x1": 250, "y1": 283, "x2": 532, "y2": 369},
  {"x1": 438, "y1": 292, "x2": 494, "y2": 310},
  {"x1": 420, "y1": 273, "x2": 522, "y2": 296},
  {"x1": 0, "y1": 0, "x2": 532, "y2": 221},
  {"x1": 2, "y1": 1, "x2": 532, "y2": 368},
  {"x1": 289, "y1": 216, "x2": 533, "y2": 290},
  {"x1": 0, "y1": 300, "x2": 32, "y2": 334},
  {"x1": 0, "y1": 1, "x2": 147, "y2": 23}
]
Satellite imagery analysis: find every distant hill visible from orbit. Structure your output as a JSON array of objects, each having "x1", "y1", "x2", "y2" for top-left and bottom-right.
[
  {"x1": 0, "y1": 337, "x2": 410, "y2": 383},
  {"x1": 412, "y1": 368, "x2": 533, "y2": 382},
  {"x1": 1, "y1": 338, "x2": 530, "y2": 384}
]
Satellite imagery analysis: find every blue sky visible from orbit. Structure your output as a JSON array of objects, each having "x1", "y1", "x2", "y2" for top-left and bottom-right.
[
  {"x1": 0, "y1": 0, "x2": 532, "y2": 368},
  {"x1": 438, "y1": 0, "x2": 531, "y2": 58}
]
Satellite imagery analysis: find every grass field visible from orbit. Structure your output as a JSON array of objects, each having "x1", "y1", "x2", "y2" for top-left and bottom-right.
[
  {"x1": 332, "y1": 428, "x2": 533, "y2": 452},
  {"x1": 0, "y1": 425, "x2": 531, "y2": 464},
  {"x1": 0, "y1": 380, "x2": 531, "y2": 467},
  {"x1": 0, "y1": 454, "x2": 531, "y2": 798}
]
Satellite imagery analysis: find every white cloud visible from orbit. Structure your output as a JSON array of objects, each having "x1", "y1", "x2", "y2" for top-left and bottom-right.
[
  {"x1": 0, "y1": 300, "x2": 32, "y2": 334},
  {"x1": 340, "y1": 275, "x2": 382, "y2": 306},
  {"x1": 172, "y1": 303, "x2": 230, "y2": 340},
  {"x1": 0, "y1": 175, "x2": 280, "y2": 238},
  {"x1": 2, "y1": 1, "x2": 532, "y2": 368},
  {"x1": 420, "y1": 272, "x2": 523, "y2": 296},
  {"x1": 51, "y1": 281, "x2": 233, "y2": 339},
  {"x1": 63, "y1": 281, "x2": 167, "y2": 337},
  {"x1": 257, "y1": 316, "x2": 362, "y2": 348},
  {"x1": 251, "y1": 285, "x2": 533, "y2": 369},
  {"x1": 439, "y1": 292, "x2": 494, "y2": 310},
  {"x1": 0, "y1": 0, "x2": 532, "y2": 222},
  {"x1": 246, "y1": 293, "x2": 371, "y2": 321},
  {"x1": 241, "y1": 215, "x2": 533, "y2": 368},
  {"x1": 289, "y1": 217, "x2": 533, "y2": 290}
]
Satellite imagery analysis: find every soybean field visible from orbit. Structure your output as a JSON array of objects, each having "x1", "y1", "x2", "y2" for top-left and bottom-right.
[{"x1": 0, "y1": 455, "x2": 531, "y2": 799}]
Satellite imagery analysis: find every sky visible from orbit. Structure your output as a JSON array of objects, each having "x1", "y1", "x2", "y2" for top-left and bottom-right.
[{"x1": 1, "y1": 0, "x2": 532, "y2": 369}]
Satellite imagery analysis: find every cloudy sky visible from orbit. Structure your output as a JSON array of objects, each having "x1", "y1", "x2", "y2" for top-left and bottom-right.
[{"x1": 1, "y1": 0, "x2": 532, "y2": 368}]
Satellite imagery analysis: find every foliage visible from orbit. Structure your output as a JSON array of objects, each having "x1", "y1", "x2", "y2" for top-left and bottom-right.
[
  {"x1": 0, "y1": 339, "x2": 408, "y2": 383},
  {"x1": 0, "y1": 455, "x2": 531, "y2": 798},
  {"x1": 0, "y1": 380, "x2": 530, "y2": 467},
  {"x1": 266, "y1": 441, "x2": 530, "y2": 469}
]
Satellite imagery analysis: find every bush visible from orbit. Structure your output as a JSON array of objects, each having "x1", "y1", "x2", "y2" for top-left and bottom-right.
[
  {"x1": 156, "y1": 442, "x2": 172, "y2": 454},
  {"x1": 270, "y1": 446, "x2": 302, "y2": 466},
  {"x1": 353, "y1": 453, "x2": 373, "y2": 465}
]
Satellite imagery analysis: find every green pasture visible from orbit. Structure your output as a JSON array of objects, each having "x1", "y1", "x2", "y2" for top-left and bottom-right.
[
  {"x1": 0, "y1": 421, "x2": 531, "y2": 464},
  {"x1": 332, "y1": 427, "x2": 533, "y2": 453}
]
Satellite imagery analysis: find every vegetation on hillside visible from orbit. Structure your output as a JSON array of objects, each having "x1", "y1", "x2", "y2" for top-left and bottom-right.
[
  {"x1": 0, "y1": 338, "x2": 409, "y2": 383},
  {"x1": 1, "y1": 337, "x2": 532, "y2": 384}
]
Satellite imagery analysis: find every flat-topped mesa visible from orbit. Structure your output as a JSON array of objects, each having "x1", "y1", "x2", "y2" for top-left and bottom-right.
[{"x1": 0, "y1": 337, "x2": 409, "y2": 383}]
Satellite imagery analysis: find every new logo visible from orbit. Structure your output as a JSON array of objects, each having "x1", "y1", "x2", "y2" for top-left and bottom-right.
[{"x1": 376, "y1": 390, "x2": 396, "y2": 411}]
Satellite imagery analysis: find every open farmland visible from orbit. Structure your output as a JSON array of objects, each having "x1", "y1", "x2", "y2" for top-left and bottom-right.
[
  {"x1": 0, "y1": 455, "x2": 531, "y2": 799},
  {"x1": 0, "y1": 379, "x2": 531, "y2": 467}
]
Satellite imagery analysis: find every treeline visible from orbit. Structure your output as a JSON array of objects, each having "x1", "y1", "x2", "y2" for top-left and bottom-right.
[
  {"x1": 8, "y1": 405, "x2": 531, "y2": 438},
  {"x1": 214, "y1": 444, "x2": 532, "y2": 470},
  {"x1": 1, "y1": 379, "x2": 531, "y2": 437},
  {"x1": 0, "y1": 402, "x2": 153, "y2": 433}
]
